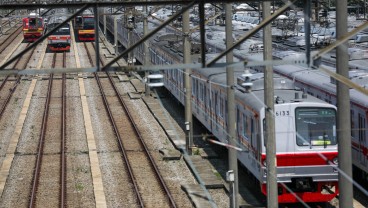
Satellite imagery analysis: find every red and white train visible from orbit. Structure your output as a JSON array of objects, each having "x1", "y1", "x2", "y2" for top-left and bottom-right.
[
  {"x1": 46, "y1": 10, "x2": 71, "y2": 52},
  {"x1": 22, "y1": 13, "x2": 44, "y2": 42},
  {"x1": 102, "y1": 14, "x2": 341, "y2": 203},
  {"x1": 74, "y1": 9, "x2": 95, "y2": 41},
  {"x1": 150, "y1": 40, "x2": 339, "y2": 202},
  {"x1": 249, "y1": 51, "x2": 368, "y2": 187}
]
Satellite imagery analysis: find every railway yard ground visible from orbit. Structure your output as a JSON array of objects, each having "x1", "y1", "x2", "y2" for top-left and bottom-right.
[{"x1": 0, "y1": 15, "x2": 368, "y2": 208}]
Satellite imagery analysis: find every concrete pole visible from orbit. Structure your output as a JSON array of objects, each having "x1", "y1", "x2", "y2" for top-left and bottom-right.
[
  {"x1": 114, "y1": 16, "x2": 118, "y2": 55},
  {"x1": 225, "y1": 3, "x2": 238, "y2": 208},
  {"x1": 143, "y1": 5, "x2": 150, "y2": 97},
  {"x1": 183, "y1": 6, "x2": 192, "y2": 155},
  {"x1": 94, "y1": 5, "x2": 100, "y2": 71},
  {"x1": 336, "y1": 0, "x2": 353, "y2": 207},
  {"x1": 262, "y1": 2, "x2": 278, "y2": 207}
]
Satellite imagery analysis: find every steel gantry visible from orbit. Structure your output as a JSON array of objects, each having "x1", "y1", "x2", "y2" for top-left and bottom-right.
[{"x1": 0, "y1": 1, "x2": 366, "y2": 207}]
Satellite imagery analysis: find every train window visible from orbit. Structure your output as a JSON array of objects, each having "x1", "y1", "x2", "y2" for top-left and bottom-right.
[
  {"x1": 192, "y1": 77, "x2": 195, "y2": 96},
  {"x1": 243, "y1": 114, "x2": 248, "y2": 138},
  {"x1": 76, "y1": 17, "x2": 82, "y2": 25},
  {"x1": 358, "y1": 114, "x2": 366, "y2": 145},
  {"x1": 251, "y1": 117, "x2": 254, "y2": 143},
  {"x1": 295, "y1": 108, "x2": 337, "y2": 146},
  {"x1": 29, "y1": 18, "x2": 36, "y2": 25},
  {"x1": 351, "y1": 110, "x2": 355, "y2": 137},
  {"x1": 219, "y1": 96, "x2": 224, "y2": 118}
]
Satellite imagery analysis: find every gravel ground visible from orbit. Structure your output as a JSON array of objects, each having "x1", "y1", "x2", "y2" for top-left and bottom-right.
[
  {"x1": 16, "y1": 79, "x2": 48, "y2": 154},
  {"x1": 0, "y1": 80, "x2": 30, "y2": 166},
  {"x1": 65, "y1": 78, "x2": 95, "y2": 207},
  {"x1": 84, "y1": 77, "x2": 139, "y2": 207},
  {"x1": 0, "y1": 155, "x2": 36, "y2": 207}
]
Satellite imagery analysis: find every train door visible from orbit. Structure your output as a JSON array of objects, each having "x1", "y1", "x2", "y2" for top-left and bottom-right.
[
  {"x1": 275, "y1": 105, "x2": 295, "y2": 169},
  {"x1": 358, "y1": 113, "x2": 367, "y2": 166}
]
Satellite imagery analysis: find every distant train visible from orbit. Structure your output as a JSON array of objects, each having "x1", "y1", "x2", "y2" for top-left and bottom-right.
[
  {"x1": 22, "y1": 13, "x2": 44, "y2": 42},
  {"x1": 248, "y1": 51, "x2": 368, "y2": 186},
  {"x1": 46, "y1": 9, "x2": 71, "y2": 52},
  {"x1": 74, "y1": 9, "x2": 95, "y2": 41}
]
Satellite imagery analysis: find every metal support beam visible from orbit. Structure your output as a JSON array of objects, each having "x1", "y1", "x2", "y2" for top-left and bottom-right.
[
  {"x1": 0, "y1": 4, "x2": 90, "y2": 70},
  {"x1": 207, "y1": 0, "x2": 297, "y2": 67},
  {"x1": 101, "y1": 1, "x2": 195, "y2": 70},
  {"x1": 114, "y1": 16, "x2": 118, "y2": 55},
  {"x1": 263, "y1": 1, "x2": 278, "y2": 207},
  {"x1": 94, "y1": 5, "x2": 100, "y2": 71},
  {"x1": 304, "y1": 0, "x2": 311, "y2": 66},
  {"x1": 103, "y1": 9, "x2": 107, "y2": 35},
  {"x1": 198, "y1": 1, "x2": 206, "y2": 67},
  {"x1": 336, "y1": 0, "x2": 353, "y2": 207},
  {"x1": 225, "y1": 3, "x2": 238, "y2": 208}
]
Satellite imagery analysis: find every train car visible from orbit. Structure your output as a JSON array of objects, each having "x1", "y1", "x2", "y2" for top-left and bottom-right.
[
  {"x1": 74, "y1": 9, "x2": 95, "y2": 41},
  {"x1": 46, "y1": 14, "x2": 71, "y2": 52},
  {"x1": 102, "y1": 11, "x2": 341, "y2": 203},
  {"x1": 251, "y1": 51, "x2": 368, "y2": 186},
  {"x1": 22, "y1": 13, "x2": 44, "y2": 42},
  {"x1": 162, "y1": 62, "x2": 339, "y2": 203}
]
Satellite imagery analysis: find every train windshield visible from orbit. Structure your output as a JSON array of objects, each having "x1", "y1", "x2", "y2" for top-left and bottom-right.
[
  {"x1": 52, "y1": 27, "x2": 70, "y2": 36},
  {"x1": 28, "y1": 18, "x2": 43, "y2": 28},
  {"x1": 295, "y1": 108, "x2": 337, "y2": 147},
  {"x1": 83, "y1": 17, "x2": 95, "y2": 29}
]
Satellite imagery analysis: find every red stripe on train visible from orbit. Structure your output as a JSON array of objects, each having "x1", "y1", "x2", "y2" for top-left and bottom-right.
[{"x1": 261, "y1": 152, "x2": 338, "y2": 166}]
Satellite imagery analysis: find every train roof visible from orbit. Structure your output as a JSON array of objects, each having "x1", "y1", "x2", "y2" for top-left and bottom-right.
[
  {"x1": 192, "y1": 66, "x2": 330, "y2": 111},
  {"x1": 47, "y1": 16, "x2": 69, "y2": 26}
]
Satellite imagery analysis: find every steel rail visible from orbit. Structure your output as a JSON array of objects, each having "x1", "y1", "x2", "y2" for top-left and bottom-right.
[
  {"x1": 12, "y1": 43, "x2": 30, "y2": 69},
  {"x1": 0, "y1": 26, "x2": 22, "y2": 53},
  {"x1": 14, "y1": 43, "x2": 37, "y2": 70},
  {"x1": 29, "y1": 74, "x2": 53, "y2": 208},
  {"x1": 60, "y1": 73, "x2": 66, "y2": 208},
  {"x1": 63, "y1": 52, "x2": 66, "y2": 68},
  {"x1": 0, "y1": 76, "x2": 21, "y2": 119},
  {"x1": 84, "y1": 42, "x2": 94, "y2": 67},
  {"x1": 0, "y1": 75, "x2": 9, "y2": 91},
  {"x1": 94, "y1": 72, "x2": 144, "y2": 207},
  {"x1": 91, "y1": 42, "x2": 105, "y2": 67},
  {"x1": 52, "y1": 53, "x2": 57, "y2": 68},
  {"x1": 106, "y1": 72, "x2": 177, "y2": 207}
]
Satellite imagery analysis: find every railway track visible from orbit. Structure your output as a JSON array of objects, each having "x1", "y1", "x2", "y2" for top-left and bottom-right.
[
  {"x1": 0, "y1": 76, "x2": 21, "y2": 119},
  {"x1": 51, "y1": 52, "x2": 67, "y2": 68},
  {"x1": 95, "y1": 72, "x2": 176, "y2": 207},
  {"x1": 29, "y1": 74, "x2": 67, "y2": 207},
  {"x1": 0, "y1": 25, "x2": 23, "y2": 54},
  {"x1": 10, "y1": 43, "x2": 37, "y2": 70}
]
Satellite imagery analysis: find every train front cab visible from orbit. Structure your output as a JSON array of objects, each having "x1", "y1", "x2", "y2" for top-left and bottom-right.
[
  {"x1": 48, "y1": 25, "x2": 71, "y2": 52},
  {"x1": 260, "y1": 104, "x2": 339, "y2": 203},
  {"x1": 75, "y1": 16, "x2": 95, "y2": 41},
  {"x1": 23, "y1": 17, "x2": 44, "y2": 42}
]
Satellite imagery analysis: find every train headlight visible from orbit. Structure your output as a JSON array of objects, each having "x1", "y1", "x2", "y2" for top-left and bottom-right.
[
  {"x1": 262, "y1": 159, "x2": 266, "y2": 167},
  {"x1": 331, "y1": 157, "x2": 338, "y2": 165}
]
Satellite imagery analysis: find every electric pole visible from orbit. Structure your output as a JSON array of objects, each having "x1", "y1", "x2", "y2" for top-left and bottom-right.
[
  {"x1": 225, "y1": 3, "x2": 238, "y2": 208},
  {"x1": 263, "y1": 1, "x2": 278, "y2": 207},
  {"x1": 183, "y1": 3, "x2": 193, "y2": 155},
  {"x1": 144, "y1": 4, "x2": 150, "y2": 97},
  {"x1": 336, "y1": 0, "x2": 353, "y2": 207}
]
